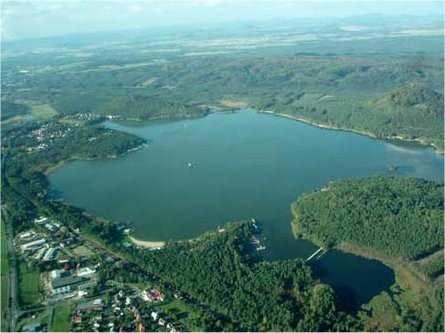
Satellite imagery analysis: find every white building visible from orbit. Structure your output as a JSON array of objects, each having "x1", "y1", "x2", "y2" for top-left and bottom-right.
[
  {"x1": 34, "y1": 216, "x2": 48, "y2": 224},
  {"x1": 19, "y1": 231, "x2": 35, "y2": 240},
  {"x1": 43, "y1": 247, "x2": 57, "y2": 261},
  {"x1": 21, "y1": 238, "x2": 46, "y2": 252},
  {"x1": 77, "y1": 267, "x2": 96, "y2": 278},
  {"x1": 50, "y1": 269, "x2": 64, "y2": 280}
]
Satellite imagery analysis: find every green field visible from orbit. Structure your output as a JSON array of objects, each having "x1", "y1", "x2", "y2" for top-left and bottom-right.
[
  {"x1": 29, "y1": 104, "x2": 58, "y2": 120},
  {"x1": 17, "y1": 261, "x2": 41, "y2": 307},
  {"x1": 1, "y1": 218, "x2": 10, "y2": 332},
  {"x1": 71, "y1": 245, "x2": 94, "y2": 257},
  {"x1": 156, "y1": 298, "x2": 200, "y2": 330},
  {"x1": 50, "y1": 303, "x2": 74, "y2": 332}
]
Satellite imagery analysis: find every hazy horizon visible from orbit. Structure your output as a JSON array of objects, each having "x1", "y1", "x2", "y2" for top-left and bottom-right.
[{"x1": 1, "y1": 0, "x2": 443, "y2": 41}]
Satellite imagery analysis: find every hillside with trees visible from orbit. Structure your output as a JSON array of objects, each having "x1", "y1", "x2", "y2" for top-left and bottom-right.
[
  {"x1": 137, "y1": 221, "x2": 356, "y2": 331},
  {"x1": 1, "y1": 101, "x2": 30, "y2": 120},
  {"x1": 291, "y1": 177, "x2": 443, "y2": 260},
  {"x1": 2, "y1": 35, "x2": 444, "y2": 151},
  {"x1": 291, "y1": 176, "x2": 444, "y2": 331}
]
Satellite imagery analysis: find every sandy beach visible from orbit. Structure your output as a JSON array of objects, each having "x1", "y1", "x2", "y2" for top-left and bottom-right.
[{"x1": 129, "y1": 236, "x2": 165, "y2": 249}]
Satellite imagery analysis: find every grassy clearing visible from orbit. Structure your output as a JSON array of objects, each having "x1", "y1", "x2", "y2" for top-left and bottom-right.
[
  {"x1": 29, "y1": 104, "x2": 58, "y2": 120},
  {"x1": 1, "y1": 219, "x2": 10, "y2": 332},
  {"x1": 218, "y1": 99, "x2": 248, "y2": 108},
  {"x1": 156, "y1": 298, "x2": 201, "y2": 330},
  {"x1": 71, "y1": 245, "x2": 94, "y2": 257},
  {"x1": 18, "y1": 261, "x2": 41, "y2": 306},
  {"x1": 50, "y1": 303, "x2": 74, "y2": 332}
]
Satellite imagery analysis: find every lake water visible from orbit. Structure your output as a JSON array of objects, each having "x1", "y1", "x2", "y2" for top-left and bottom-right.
[{"x1": 49, "y1": 110, "x2": 444, "y2": 309}]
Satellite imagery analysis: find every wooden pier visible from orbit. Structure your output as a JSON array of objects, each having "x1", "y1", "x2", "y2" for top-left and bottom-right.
[{"x1": 305, "y1": 247, "x2": 324, "y2": 262}]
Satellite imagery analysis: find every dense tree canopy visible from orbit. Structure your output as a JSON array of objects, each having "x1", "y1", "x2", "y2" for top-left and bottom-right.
[
  {"x1": 292, "y1": 177, "x2": 444, "y2": 260},
  {"x1": 138, "y1": 222, "x2": 355, "y2": 331}
]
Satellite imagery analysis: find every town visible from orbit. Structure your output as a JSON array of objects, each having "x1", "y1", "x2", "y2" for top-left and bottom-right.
[{"x1": 9, "y1": 214, "x2": 193, "y2": 332}]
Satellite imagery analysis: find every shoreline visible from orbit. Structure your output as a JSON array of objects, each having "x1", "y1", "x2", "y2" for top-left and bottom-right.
[
  {"x1": 291, "y1": 205, "x2": 434, "y2": 293},
  {"x1": 129, "y1": 236, "x2": 165, "y2": 249},
  {"x1": 106, "y1": 107, "x2": 443, "y2": 155},
  {"x1": 257, "y1": 110, "x2": 444, "y2": 155},
  {"x1": 43, "y1": 142, "x2": 147, "y2": 176}
]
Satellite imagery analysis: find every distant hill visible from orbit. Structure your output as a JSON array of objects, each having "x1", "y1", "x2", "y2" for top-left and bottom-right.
[{"x1": 387, "y1": 83, "x2": 444, "y2": 117}]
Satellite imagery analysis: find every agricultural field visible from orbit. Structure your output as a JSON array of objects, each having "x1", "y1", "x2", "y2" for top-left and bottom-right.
[
  {"x1": 17, "y1": 261, "x2": 41, "y2": 307},
  {"x1": 50, "y1": 303, "x2": 74, "y2": 332}
]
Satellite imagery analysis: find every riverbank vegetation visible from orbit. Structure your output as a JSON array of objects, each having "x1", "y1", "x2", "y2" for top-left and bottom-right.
[{"x1": 292, "y1": 177, "x2": 444, "y2": 331}]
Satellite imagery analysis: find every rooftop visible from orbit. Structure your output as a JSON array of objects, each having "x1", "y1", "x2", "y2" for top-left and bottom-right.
[{"x1": 52, "y1": 275, "x2": 85, "y2": 289}]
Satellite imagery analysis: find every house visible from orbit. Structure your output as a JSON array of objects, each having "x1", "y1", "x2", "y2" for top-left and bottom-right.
[
  {"x1": 73, "y1": 312, "x2": 82, "y2": 324},
  {"x1": 150, "y1": 312, "x2": 158, "y2": 321},
  {"x1": 158, "y1": 319, "x2": 166, "y2": 326},
  {"x1": 93, "y1": 299, "x2": 103, "y2": 307},
  {"x1": 148, "y1": 289, "x2": 164, "y2": 302}
]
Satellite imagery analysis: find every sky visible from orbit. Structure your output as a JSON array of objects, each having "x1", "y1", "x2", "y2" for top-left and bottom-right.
[{"x1": 1, "y1": 0, "x2": 443, "y2": 40}]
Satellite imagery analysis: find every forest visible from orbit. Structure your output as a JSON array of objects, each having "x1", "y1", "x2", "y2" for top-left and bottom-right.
[
  {"x1": 291, "y1": 176, "x2": 444, "y2": 331},
  {"x1": 132, "y1": 221, "x2": 356, "y2": 332},
  {"x1": 291, "y1": 177, "x2": 443, "y2": 260}
]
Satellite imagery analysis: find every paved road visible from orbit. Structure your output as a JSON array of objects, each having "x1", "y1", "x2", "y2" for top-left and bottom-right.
[{"x1": 2, "y1": 207, "x2": 19, "y2": 332}]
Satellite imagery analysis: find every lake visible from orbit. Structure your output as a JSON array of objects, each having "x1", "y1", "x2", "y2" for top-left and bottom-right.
[{"x1": 49, "y1": 110, "x2": 444, "y2": 309}]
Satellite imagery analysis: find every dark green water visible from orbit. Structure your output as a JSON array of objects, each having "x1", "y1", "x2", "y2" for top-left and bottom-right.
[{"x1": 49, "y1": 110, "x2": 444, "y2": 309}]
